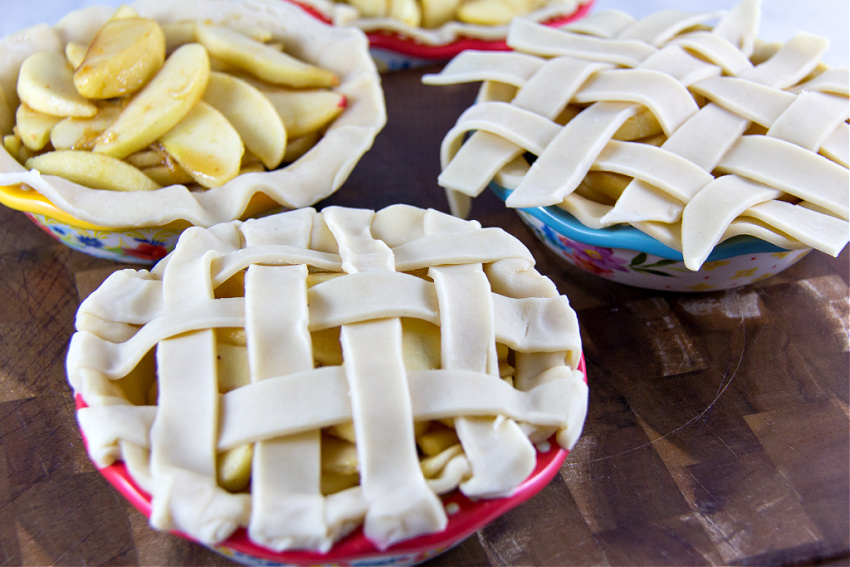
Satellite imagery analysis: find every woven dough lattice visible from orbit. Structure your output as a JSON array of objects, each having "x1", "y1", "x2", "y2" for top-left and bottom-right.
[
  {"x1": 425, "y1": 0, "x2": 849, "y2": 270},
  {"x1": 67, "y1": 205, "x2": 586, "y2": 552}
]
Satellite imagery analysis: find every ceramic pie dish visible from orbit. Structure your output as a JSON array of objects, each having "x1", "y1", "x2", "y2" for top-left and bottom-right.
[
  {"x1": 0, "y1": 0, "x2": 385, "y2": 263},
  {"x1": 287, "y1": 0, "x2": 595, "y2": 71},
  {"x1": 491, "y1": 183, "x2": 811, "y2": 292},
  {"x1": 67, "y1": 204, "x2": 588, "y2": 565},
  {"x1": 424, "y1": 0, "x2": 849, "y2": 291}
]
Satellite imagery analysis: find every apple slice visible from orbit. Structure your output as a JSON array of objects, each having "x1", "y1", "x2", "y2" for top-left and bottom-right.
[
  {"x1": 125, "y1": 146, "x2": 195, "y2": 186},
  {"x1": 348, "y1": 0, "x2": 388, "y2": 18},
  {"x1": 162, "y1": 22, "x2": 197, "y2": 53},
  {"x1": 140, "y1": 163, "x2": 195, "y2": 186},
  {"x1": 16, "y1": 104, "x2": 62, "y2": 151},
  {"x1": 239, "y1": 150, "x2": 266, "y2": 174},
  {"x1": 94, "y1": 43, "x2": 210, "y2": 159},
  {"x1": 457, "y1": 0, "x2": 543, "y2": 25},
  {"x1": 159, "y1": 101, "x2": 244, "y2": 188},
  {"x1": 109, "y1": 5, "x2": 140, "y2": 19},
  {"x1": 218, "y1": 444, "x2": 253, "y2": 493},
  {"x1": 17, "y1": 51, "x2": 97, "y2": 118},
  {"x1": 195, "y1": 24, "x2": 338, "y2": 88},
  {"x1": 50, "y1": 104, "x2": 122, "y2": 151},
  {"x1": 26, "y1": 150, "x2": 161, "y2": 192},
  {"x1": 125, "y1": 148, "x2": 167, "y2": 169},
  {"x1": 203, "y1": 71, "x2": 286, "y2": 170},
  {"x1": 421, "y1": 0, "x2": 458, "y2": 28},
  {"x1": 0, "y1": 86, "x2": 13, "y2": 136},
  {"x1": 282, "y1": 131, "x2": 321, "y2": 163},
  {"x1": 262, "y1": 88, "x2": 345, "y2": 139},
  {"x1": 389, "y1": 0, "x2": 422, "y2": 28},
  {"x1": 73, "y1": 17, "x2": 166, "y2": 99},
  {"x1": 65, "y1": 42, "x2": 87, "y2": 69},
  {"x1": 3, "y1": 134, "x2": 23, "y2": 160}
]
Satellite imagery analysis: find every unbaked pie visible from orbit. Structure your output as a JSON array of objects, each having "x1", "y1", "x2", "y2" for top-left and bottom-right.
[
  {"x1": 424, "y1": 0, "x2": 849, "y2": 270},
  {"x1": 67, "y1": 205, "x2": 587, "y2": 552},
  {"x1": 0, "y1": 0, "x2": 385, "y2": 228},
  {"x1": 293, "y1": 0, "x2": 593, "y2": 47}
]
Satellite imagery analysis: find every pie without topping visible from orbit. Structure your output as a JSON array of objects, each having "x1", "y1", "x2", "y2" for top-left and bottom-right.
[
  {"x1": 0, "y1": 0, "x2": 385, "y2": 228},
  {"x1": 67, "y1": 205, "x2": 587, "y2": 552},
  {"x1": 424, "y1": 0, "x2": 849, "y2": 270}
]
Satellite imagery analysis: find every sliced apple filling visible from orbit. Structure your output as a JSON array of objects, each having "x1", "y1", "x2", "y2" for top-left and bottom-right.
[
  {"x1": 5, "y1": 5, "x2": 345, "y2": 192},
  {"x1": 344, "y1": 0, "x2": 552, "y2": 29}
]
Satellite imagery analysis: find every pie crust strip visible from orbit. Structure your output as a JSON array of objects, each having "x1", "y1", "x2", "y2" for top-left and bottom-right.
[
  {"x1": 245, "y1": 264, "x2": 330, "y2": 552},
  {"x1": 148, "y1": 229, "x2": 250, "y2": 545}
]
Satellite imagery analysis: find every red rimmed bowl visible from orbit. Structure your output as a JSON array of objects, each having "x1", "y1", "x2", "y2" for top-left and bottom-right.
[
  {"x1": 285, "y1": 0, "x2": 595, "y2": 71},
  {"x1": 75, "y1": 357, "x2": 585, "y2": 566}
]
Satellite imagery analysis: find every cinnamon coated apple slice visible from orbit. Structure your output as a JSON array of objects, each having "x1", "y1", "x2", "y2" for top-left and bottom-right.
[{"x1": 94, "y1": 43, "x2": 210, "y2": 159}]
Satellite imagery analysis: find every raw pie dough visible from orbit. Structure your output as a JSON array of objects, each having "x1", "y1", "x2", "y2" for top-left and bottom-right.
[
  {"x1": 0, "y1": 0, "x2": 385, "y2": 228},
  {"x1": 67, "y1": 205, "x2": 587, "y2": 552},
  {"x1": 424, "y1": 0, "x2": 849, "y2": 270}
]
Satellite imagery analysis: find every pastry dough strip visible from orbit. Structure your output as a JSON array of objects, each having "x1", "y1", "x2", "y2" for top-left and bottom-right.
[
  {"x1": 69, "y1": 281, "x2": 576, "y2": 384},
  {"x1": 216, "y1": 368, "x2": 578, "y2": 450},
  {"x1": 149, "y1": 236, "x2": 249, "y2": 544},
  {"x1": 245, "y1": 264, "x2": 328, "y2": 552},
  {"x1": 431, "y1": 263, "x2": 536, "y2": 497},
  {"x1": 341, "y1": 319, "x2": 447, "y2": 549}
]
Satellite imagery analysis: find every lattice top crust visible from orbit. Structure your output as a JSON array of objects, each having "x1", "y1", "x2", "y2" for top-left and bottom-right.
[
  {"x1": 67, "y1": 205, "x2": 587, "y2": 552},
  {"x1": 425, "y1": 0, "x2": 849, "y2": 270}
]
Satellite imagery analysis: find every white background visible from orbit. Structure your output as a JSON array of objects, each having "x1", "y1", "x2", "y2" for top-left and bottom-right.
[{"x1": 1, "y1": 0, "x2": 847, "y2": 66}]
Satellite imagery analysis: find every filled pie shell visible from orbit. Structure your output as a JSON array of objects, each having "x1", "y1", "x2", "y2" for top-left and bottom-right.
[{"x1": 0, "y1": 0, "x2": 385, "y2": 228}]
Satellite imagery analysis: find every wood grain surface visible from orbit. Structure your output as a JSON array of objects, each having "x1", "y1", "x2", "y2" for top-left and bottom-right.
[{"x1": 0, "y1": 66, "x2": 848, "y2": 567}]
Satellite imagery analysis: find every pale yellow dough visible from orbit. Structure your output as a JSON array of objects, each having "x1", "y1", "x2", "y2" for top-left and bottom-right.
[
  {"x1": 67, "y1": 205, "x2": 587, "y2": 552},
  {"x1": 424, "y1": 0, "x2": 849, "y2": 270},
  {"x1": 0, "y1": 0, "x2": 385, "y2": 228}
]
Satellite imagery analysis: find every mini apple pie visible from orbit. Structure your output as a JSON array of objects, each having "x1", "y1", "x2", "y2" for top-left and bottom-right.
[
  {"x1": 293, "y1": 0, "x2": 593, "y2": 48},
  {"x1": 67, "y1": 205, "x2": 587, "y2": 552},
  {"x1": 0, "y1": 0, "x2": 384, "y2": 228},
  {"x1": 424, "y1": 0, "x2": 848, "y2": 270}
]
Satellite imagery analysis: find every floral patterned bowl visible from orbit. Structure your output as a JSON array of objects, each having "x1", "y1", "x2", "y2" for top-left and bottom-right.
[
  {"x1": 74, "y1": 356, "x2": 585, "y2": 566},
  {"x1": 491, "y1": 184, "x2": 811, "y2": 292},
  {"x1": 0, "y1": 183, "x2": 281, "y2": 264}
]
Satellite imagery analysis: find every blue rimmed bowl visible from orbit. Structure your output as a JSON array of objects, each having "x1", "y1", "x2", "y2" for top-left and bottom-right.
[{"x1": 491, "y1": 183, "x2": 811, "y2": 292}]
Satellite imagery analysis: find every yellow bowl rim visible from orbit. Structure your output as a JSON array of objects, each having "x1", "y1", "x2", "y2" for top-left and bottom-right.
[
  {"x1": 0, "y1": 183, "x2": 280, "y2": 232},
  {"x1": 0, "y1": 183, "x2": 113, "y2": 230}
]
